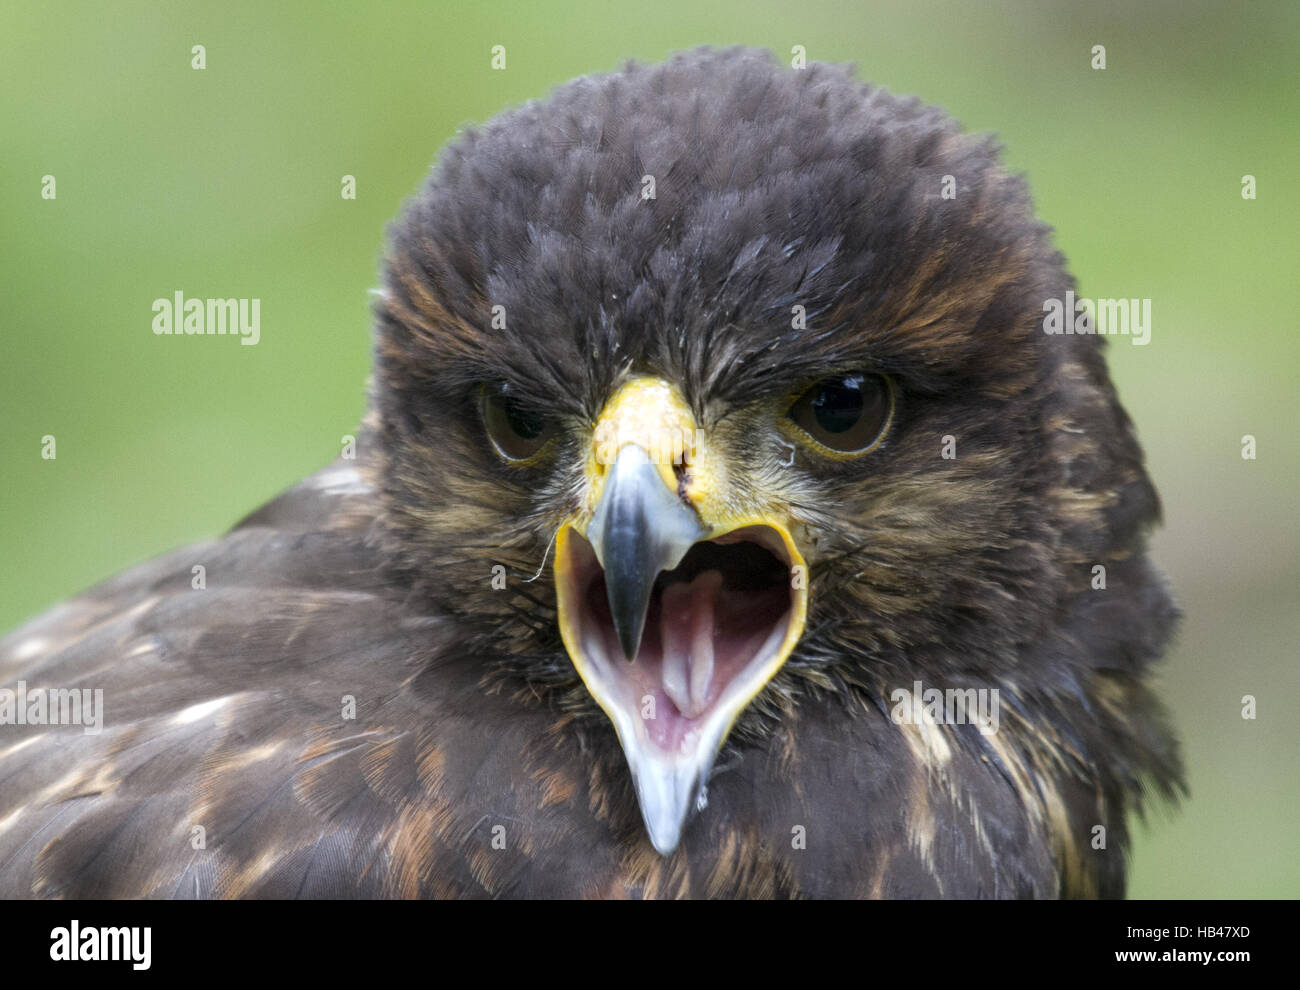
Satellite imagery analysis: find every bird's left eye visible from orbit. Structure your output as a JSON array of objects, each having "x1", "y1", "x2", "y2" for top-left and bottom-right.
[
  {"x1": 482, "y1": 384, "x2": 555, "y2": 462},
  {"x1": 786, "y1": 373, "x2": 893, "y2": 454}
]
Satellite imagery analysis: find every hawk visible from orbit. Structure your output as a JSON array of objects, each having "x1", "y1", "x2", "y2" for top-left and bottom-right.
[{"x1": 0, "y1": 47, "x2": 1181, "y2": 898}]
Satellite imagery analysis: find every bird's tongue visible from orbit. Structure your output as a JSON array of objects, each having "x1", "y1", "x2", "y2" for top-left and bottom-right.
[
  {"x1": 659, "y1": 570, "x2": 722, "y2": 720},
  {"x1": 626, "y1": 566, "x2": 787, "y2": 754}
]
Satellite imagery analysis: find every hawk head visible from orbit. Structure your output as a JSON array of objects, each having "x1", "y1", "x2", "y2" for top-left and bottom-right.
[{"x1": 365, "y1": 47, "x2": 1178, "y2": 856}]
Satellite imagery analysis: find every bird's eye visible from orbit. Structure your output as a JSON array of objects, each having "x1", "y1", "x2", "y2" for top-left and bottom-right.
[
  {"x1": 483, "y1": 384, "x2": 555, "y2": 462},
  {"x1": 786, "y1": 373, "x2": 893, "y2": 454}
]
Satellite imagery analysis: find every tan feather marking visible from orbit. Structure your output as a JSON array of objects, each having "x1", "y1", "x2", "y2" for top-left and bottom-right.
[
  {"x1": 1041, "y1": 781, "x2": 1095, "y2": 899},
  {"x1": 773, "y1": 708, "x2": 801, "y2": 784},
  {"x1": 584, "y1": 753, "x2": 621, "y2": 823},
  {"x1": 704, "y1": 830, "x2": 739, "y2": 897},
  {"x1": 980, "y1": 707, "x2": 1089, "y2": 897},
  {"x1": 358, "y1": 734, "x2": 406, "y2": 800},
  {"x1": 894, "y1": 685, "x2": 954, "y2": 771},
  {"x1": 963, "y1": 792, "x2": 997, "y2": 869},
  {"x1": 619, "y1": 840, "x2": 687, "y2": 900},
  {"x1": 29, "y1": 763, "x2": 111, "y2": 808},
  {"x1": 384, "y1": 745, "x2": 450, "y2": 898},
  {"x1": 982, "y1": 725, "x2": 1043, "y2": 824},
  {"x1": 211, "y1": 740, "x2": 284, "y2": 774},
  {"x1": 902, "y1": 763, "x2": 943, "y2": 896},
  {"x1": 588, "y1": 877, "x2": 632, "y2": 899},
  {"x1": 533, "y1": 766, "x2": 577, "y2": 809},
  {"x1": 221, "y1": 846, "x2": 286, "y2": 899}
]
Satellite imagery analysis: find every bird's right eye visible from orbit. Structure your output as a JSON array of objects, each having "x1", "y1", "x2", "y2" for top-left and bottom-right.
[{"x1": 482, "y1": 384, "x2": 555, "y2": 463}]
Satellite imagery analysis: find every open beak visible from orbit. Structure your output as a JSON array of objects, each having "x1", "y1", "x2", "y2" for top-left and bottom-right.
[{"x1": 555, "y1": 378, "x2": 808, "y2": 854}]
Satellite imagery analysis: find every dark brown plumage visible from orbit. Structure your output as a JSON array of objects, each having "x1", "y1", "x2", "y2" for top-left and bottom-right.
[{"x1": 0, "y1": 47, "x2": 1180, "y2": 898}]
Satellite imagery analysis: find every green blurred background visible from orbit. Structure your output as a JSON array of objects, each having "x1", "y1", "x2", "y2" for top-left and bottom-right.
[{"x1": 2, "y1": 1, "x2": 1296, "y2": 897}]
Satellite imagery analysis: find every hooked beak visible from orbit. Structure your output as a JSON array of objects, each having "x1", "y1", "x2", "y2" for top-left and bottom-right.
[
  {"x1": 585, "y1": 443, "x2": 706, "y2": 661},
  {"x1": 554, "y1": 378, "x2": 808, "y2": 854}
]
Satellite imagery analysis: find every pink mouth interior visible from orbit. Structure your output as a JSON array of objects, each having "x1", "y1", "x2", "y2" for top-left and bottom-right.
[{"x1": 566, "y1": 527, "x2": 794, "y2": 754}]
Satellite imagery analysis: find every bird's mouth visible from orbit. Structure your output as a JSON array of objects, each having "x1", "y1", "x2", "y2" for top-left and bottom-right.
[
  {"x1": 556, "y1": 522, "x2": 804, "y2": 853},
  {"x1": 559, "y1": 522, "x2": 797, "y2": 731},
  {"x1": 553, "y1": 378, "x2": 808, "y2": 853}
]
